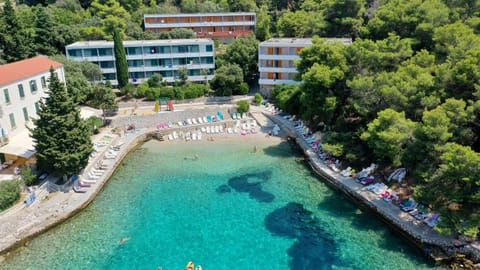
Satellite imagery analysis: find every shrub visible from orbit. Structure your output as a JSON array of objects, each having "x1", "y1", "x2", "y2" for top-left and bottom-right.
[
  {"x1": 159, "y1": 87, "x2": 175, "y2": 99},
  {"x1": 184, "y1": 84, "x2": 208, "y2": 99},
  {"x1": 174, "y1": 86, "x2": 185, "y2": 100},
  {"x1": 135, "y1": 82, "x2": 149, "y2": 98},
  {"x1": 21, "y1": 166, "x2": 36, "y2": 186},
  {"x1": 120, "y1": 83, "x2": 135, "y2": 98},
  {"x1": 236, "y1": 82, "x2": 249, "y2": 95},
  {"x1": 0, "y1": 180, "x2": 21, "y2": 211},
  {"x1": 86, "y1": 116, "x2": 103, "y2": 134},
  {"x1": 144, "y1": 87, "x2": 161, "y2": 100},
  {"x1": 254, "y1": 93, "x2": 263, "y2": 104},
  {"x1": 237, "y1": 100, "x2": 250, "y2": 114}
]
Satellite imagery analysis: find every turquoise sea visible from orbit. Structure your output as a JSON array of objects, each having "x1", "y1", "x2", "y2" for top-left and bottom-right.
[{"x1": 1, "y1": 138, "x2": 444, "y2": 270}]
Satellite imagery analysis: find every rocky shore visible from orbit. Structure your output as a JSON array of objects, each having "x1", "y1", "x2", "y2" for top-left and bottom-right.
[{"x1": 264, "y1": 110, "x2": 480, "y2": 269}]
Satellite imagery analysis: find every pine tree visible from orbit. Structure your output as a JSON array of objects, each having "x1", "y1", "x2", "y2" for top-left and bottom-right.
[
  {"x1": 113, "y1": 28, "x2": 128, "y2": 88},
  {"x1": 30, "y1": 68, "x2": 93, "y2": 178},
  {"x1": 34, "y1": 6, "x2": 58, "y2": 56},
  {"x1": 0, "y1": 0, "x2": 35, "y2": 63}
]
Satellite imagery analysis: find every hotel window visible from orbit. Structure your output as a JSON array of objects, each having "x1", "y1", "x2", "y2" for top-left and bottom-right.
[
  {"x1": 29, "y1": 80, "x2": 38, "y2": 93},
  {"x1": 172, "y1": 58, "x2": 186, "y2": 65},
  {"x1": 9, "y1": 113, "x2": 16, "y2": 129},
  {"x1": 205, "y1": 45, "x2": 213, "y2": 52},
  {"x1": 127, "y1": 47, "x2": 143, "y2": 55},
  {"x1": 34, "y1": 102, "x2": 40, "y2": 113},
  {"x1": 4, "y1": 89, "x2": 10, "y2": 104},
  {"x1": 18, "y1": 84, "x2": 25, "y2": 99},
  {"x1": 23, "y1": 107, "x2": 29, "y2": 122},
  {"x1": 159, "y1": 46, "x2": 171, "y2": 54},
  {"x1": 144, "y1": 59, "x2": 159, "y2": 67},
  {"x1": 98, "y1": 48, "x2": 113, "y2": 56},
  {"x1": 160, "y1": 71, "x2": 173, "y2": 77},
  {"x1": 83, "y1": 48, "x2": 98, "y2": 57},
  {"x1": 100, "y1": 61, "x2": 114, "y2": 68},
  {"x1": 102, "y1": 73, "x2": 117, "y2": 80},
  {"x1": 200, "y1": 57, "x2": 214, "y2": 64},
  {"x1": 67, "y1": 49, "x2": 82, "y2": 57},
  {"x1": 160, "y1": 59, "x2": 172, "y2": 67},
  {"x1": 187, "y1": 45, "x2": 199, "y2": 53},
  {"x1": 41, "y1": 76, "x2": 47, "y2": 89},
  {"x1": 188, "y1": 69, "x2": 200, "y2": 76},
  {"x1": 171, "y1": 46, "x2": 188, "y2": 53},
  {"x1": 128, "y1": 59, "x2": 144, "y2": 67}
]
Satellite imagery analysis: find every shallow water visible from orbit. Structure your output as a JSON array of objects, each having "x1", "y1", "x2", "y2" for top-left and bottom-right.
[{"x1": 1, "y1": 138, "x2": 444, "y2": 270}]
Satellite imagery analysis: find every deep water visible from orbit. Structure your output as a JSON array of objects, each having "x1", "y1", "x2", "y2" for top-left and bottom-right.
[{"x1": 0, "y1": 139, "x2": 444, "y2": 270}]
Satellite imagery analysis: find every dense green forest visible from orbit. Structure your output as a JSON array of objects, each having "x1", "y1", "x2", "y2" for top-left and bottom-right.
[{"x1": 0, "y1": 0, "x2": 479, "y2": 238}]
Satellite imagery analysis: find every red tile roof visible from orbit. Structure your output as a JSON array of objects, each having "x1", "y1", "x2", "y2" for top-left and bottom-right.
[{"x1": 0, "y1": 56, "x2": 63, "y2": 87}]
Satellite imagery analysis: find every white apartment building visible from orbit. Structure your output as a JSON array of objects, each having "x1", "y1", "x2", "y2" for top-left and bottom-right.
[
  {"x1": 144, "y1": 13, "x2": 256, "y2": 43},
  {"x1": 65, "y1": 39, "x2": 215, "y2": 85},
  {"x1": 0, "y1": 56, "x2": 65, "y2": 162},
  {"x1": 258, "y1": 38, "x2": 352, "y2": 95}
]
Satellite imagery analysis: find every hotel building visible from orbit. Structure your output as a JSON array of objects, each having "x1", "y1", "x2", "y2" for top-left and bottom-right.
[
  {"x1": 258, "y1": 38, "x2": 352, "y2": 95},
  {"x1": 0, "y1": 56, "x2": 65, "y2": 161},
  {"x1": 65, "y1": 39, "x2": 215, "y2": 85},
  {"x1": 144, "y1": 13, "x2": 256, "y2": 42}
]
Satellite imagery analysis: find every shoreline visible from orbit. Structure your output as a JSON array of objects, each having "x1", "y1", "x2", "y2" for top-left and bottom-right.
[
  {"x1": 0, "y1": 104, "x2": 278, "y2": 260},
  {"x1": 263, "y1": 110, "x2": 480, "y2": 267},
  {"x1": 0, "y1": 103, "x2": 478, "y2": 268}
]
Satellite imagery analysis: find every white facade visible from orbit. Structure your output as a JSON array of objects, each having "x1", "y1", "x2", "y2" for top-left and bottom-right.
[
  {"x1": 258, "y1": 38, "x2": 352, "y2": 94},
  {"x1": 0, "y1": 57, "x2": 65, "y2": 159},
  {"x1": 65, "y1": 39, "x2": 215, "y2": 85}
]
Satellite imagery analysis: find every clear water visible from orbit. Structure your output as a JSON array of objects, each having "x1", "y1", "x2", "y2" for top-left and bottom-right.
[{"x1": 1, "y1": 138, "x2": 443, "y2": 270}]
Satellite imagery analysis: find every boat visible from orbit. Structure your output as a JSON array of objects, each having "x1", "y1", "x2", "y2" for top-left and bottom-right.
[
  {"x1": 195, "y1": 265, "x2": 202, "y2": 270},
  {"x1": 186, "y1": 261, "x2": 194, "y2": 270}
]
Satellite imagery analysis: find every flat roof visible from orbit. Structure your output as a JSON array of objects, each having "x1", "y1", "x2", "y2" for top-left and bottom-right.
[
  {"x1": 144, "y1": 12, "x2": 256, "y2": 18},
  {"x1": 66, "y1": 39, "x2": 213, "y2": 48},
  {"x1": 0, "y1": 56, "x2": 63, "y2": 87},
  {"x1": 260, "y1": 37, "x2": 352, "y2": 46}
]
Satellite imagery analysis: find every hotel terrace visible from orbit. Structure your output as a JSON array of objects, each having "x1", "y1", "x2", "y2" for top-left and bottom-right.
[
  {"x1": 65, "y1": 39, "x2": 215, "y2": 85},
  {"x1": 258, "y1": 38, "x2": 352, "y2": 95},
  {"x1": 144, "y1": 12, "x2": 256, "y2": 42},
  {"x1": 0, "y1": 56, "x2": 65, "y2": 168}
]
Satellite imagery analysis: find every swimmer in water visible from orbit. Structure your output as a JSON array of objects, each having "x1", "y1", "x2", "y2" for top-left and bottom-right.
[{"x1": 119, "y1": 237, "x2": 131, "y2": 244}]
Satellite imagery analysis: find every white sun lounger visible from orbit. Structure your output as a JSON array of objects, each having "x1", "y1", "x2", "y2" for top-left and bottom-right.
[
  {"x1": 198, "y1": 117, "x2": 203, "y2": 124},
  {"x1": 192, "y1": 118, "x2": 198, "y2": 125}
]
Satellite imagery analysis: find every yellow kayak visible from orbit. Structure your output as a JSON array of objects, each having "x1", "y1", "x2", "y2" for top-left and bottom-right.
[{"x1": 185, "y1": 261, "x2": 194, "y2": 270}]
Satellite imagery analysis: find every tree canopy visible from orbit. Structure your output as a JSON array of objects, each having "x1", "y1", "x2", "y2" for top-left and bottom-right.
[{"x1": 30, "y1": 68, "x2": 93, "y2": 178}]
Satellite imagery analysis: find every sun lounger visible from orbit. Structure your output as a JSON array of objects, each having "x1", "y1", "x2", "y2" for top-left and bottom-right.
[
  {"x1": 424, "y1": 213, "x2": 440, "y2": 228},
  {"x1": 198, "y1": 117, "x2": 203, "y2": 124},
  {"x1": 192, "y1": 118, "x2": 197, "y2": 124},
  {"x1": 203, "y1": 116, "x2": 208, "y2": 123},
  {"x1": 81, "y1": 178, "x2": 97, "y2": 184},
  {"x1": 168, "y1": 134, "x2": 173, "y2": 140},
  {"x1": 73, "y1": 184, "x2": 87, "y2": 193}
]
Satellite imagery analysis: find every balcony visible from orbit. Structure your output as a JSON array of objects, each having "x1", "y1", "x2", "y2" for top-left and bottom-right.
[{"x1": 258, "y1": 78, "x2": 301, "y2": 86}]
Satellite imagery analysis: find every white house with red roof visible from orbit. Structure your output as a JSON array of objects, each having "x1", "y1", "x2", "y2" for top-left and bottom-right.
[{"x1": 0, "y1": 56, "x2": 65, "y2": 164}]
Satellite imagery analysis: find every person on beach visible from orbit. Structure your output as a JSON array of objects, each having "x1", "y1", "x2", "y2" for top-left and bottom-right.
[
  {"x1": 253, "y1": 145, "x2": 258, "y2": 153},
  {"x1": 194, "y1": 153, "x2": 199, "y2": 160}
]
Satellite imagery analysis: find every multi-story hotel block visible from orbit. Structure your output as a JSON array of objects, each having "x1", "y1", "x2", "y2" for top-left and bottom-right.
[
  {"x1": 65, "y1": 39, "x2": 215, "y2": 85},
  {"x1": 144, "y1": 13, "x2": 256, "y2": 42},
  {"x1": 258, "y1": 38, "x2": 352, "y2": 95},
  {"x1": 0, "y1": 56, "x2": 65, "y2": 161}
]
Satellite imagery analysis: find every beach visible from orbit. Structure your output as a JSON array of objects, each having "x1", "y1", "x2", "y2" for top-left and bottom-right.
[
  {"x1": 0, "y1": 101, "x2": 478, "y2": 268},
  {"x1": 0, "y1": 102, "x2": 281, "y2": 259}
]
